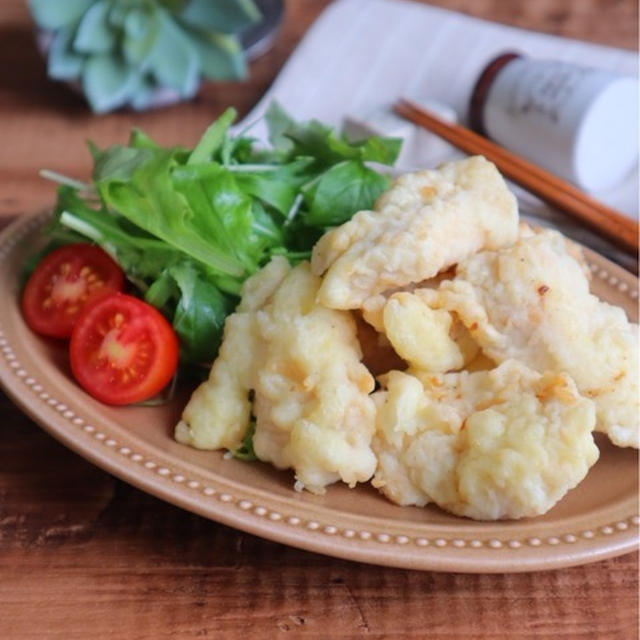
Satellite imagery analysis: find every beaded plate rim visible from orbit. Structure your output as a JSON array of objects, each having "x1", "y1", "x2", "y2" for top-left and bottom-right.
[{"x1": 0, "y1": 212, "x2": 637, "y2": 573}]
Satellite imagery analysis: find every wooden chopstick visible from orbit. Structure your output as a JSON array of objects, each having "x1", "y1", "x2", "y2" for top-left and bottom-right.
[{"x1": 394, "y1": 98, "x2": 639, "y2": 255}]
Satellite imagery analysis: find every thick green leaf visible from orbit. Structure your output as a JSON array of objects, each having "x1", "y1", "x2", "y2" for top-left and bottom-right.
[
  {"x1": 357, "y1": 136, "x2": 403, "y2": 165},
  {"x1": 123, "y1": 7, "x2": 158, "y2": 65},
  {"x1": 326, "y1": 134, "x2": 401, "y2": 165},
  {"x1": 280, "y1": 119, "x2": 337, "y2": 167},
  {"x1": 158, "y1": 0, "x2": 186, "y2": 12},
  {"x1": 82, "y1": 54, "x2": 138, "y2": 113},
  {"x1": 107, "y1": 3, "x2": 128, "y2": 28},
  {"x1": 146, "y1": 8, "x2": 200, "y2": 96},
  {"x1": 189, "y1": 31, "x2": 246, "y2": 80},
  {"x1": 73, "y1": 0, "x2": 116, "y2": 54},
  {"x1": 179, "y1": 0, "x2": 260, "y2": 34},
  {"x1": 231, "y1": 156, "x2": 315, "y2": 183},
  {"x1": 54, "y1": 187, "x2": 179, "y2": 284},
  {"x1": 47, "y1": 26, "x2": 84, "y2": 80},
  {"x1": 95, "y1": 149, "x2": 246, "y2": 276},
  {"x1": 29, "y1": 0, "x2": 95, "y2": 30},
  {"x1": 169, "y1": 262, "x2": 235, "y2": 363},
  {"x1": 129, "y1": 128, "x2": 160, "y2": 150},
  {"x1": 124, "y1": 6, "x2": 151, "y2": 38},
  {"x1": 266, "y1": 103, "x2": 373, "y2": 169},
  {"x1": 265, "y1": 101, "x2": 296, "y2": 152},
  {"x1": 93, "y1": 145, "x2": 156, "y2": 182},
  {"x1": 304, "y1": 160, "x2": 392, "y2": 226},
  {"x1": 188, "y1": 107, "x2": 237, "y2": 164},
  {"x1": 221, "y1": 134, "x2": 255, "y2": 165},
  {"x1": 266, "y1": 102, "x2": 402, "y2": 168},
  {"x1": 249, "y1": 201, "x2": 284, "y2": 246},
  {"x1": 234, "y1": 172, "x2": 296, "y2": 216},
  {"x1": 232, "y1": 421, "x2": 257, "y2": 461},
  {"x1": 171, "y1": 163, "x2": 259, "y2": 271},
  {"x1": 145, "y1": 270, "x2": 179, "y2": 309}
]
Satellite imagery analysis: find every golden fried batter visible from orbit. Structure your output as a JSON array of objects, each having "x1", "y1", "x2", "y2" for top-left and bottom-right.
[{"x1": 311, "y1": 156, "x2": 518, "y2": 309}]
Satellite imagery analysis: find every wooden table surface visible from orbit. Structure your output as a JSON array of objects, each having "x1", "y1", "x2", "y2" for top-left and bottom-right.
[{"x1": 1, "y1": 1, "x2": 638, "y2": 638}]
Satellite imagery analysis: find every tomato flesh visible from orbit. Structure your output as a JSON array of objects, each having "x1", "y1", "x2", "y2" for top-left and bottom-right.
[
  {"x1": 70, "y1": 293, "x2": 179, "y2": 405},
  {"x1": 22, "y1": 244, "x2": 125, "y2": 338}
]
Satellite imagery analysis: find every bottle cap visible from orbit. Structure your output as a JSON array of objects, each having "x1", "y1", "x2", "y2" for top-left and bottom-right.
[{"x1": 468, "y1": 53, "x2": 521, "y2": 135}]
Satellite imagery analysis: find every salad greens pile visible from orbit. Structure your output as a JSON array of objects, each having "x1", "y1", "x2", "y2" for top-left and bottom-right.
[{"x1": 45, "y1": 103, "x2": 401, "y2": 366}]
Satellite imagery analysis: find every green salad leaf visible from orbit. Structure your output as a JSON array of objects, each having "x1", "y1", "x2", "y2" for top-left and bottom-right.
[
  {"x1": 232, "y1": 421, "x2": 257, "y2": 461},
  {"x1": 146, "y1": 262, "x2": 235, "y2": 364},
  {"x1": 304, "y1": 160, "x2": 391, "y2": 226},
  {"x1": 45, "y1": 103, "x2": 401, "y2": 366}
]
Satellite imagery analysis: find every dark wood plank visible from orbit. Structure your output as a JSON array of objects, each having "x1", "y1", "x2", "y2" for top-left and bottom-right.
[
  {"x1": 423, "y1": 0, "x2": 638, "y2": 48},
  {"x1": 1, "y1": 405, "x2": 637, "y2": 639},
  {"x1": 0, "y1": 1, "x2": 638, "y2": 638},
  {"x1": 0, "y1": 0, "x2": 637, "y2": 219}
]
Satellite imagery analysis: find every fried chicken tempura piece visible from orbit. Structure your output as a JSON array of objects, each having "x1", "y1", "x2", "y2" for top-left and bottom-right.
[
  {"x1": 310, "y1": 156, "x2": 518, "y2": 309},
  {"x1": 382, "y1": 291, "x2": 479, "y2": 372},
  {"x1": 372, "y1": 361, "x2": 598, "y2": 520},
  {"x1": 176, "y1": 258, "x2": 377, "y2": 494},
  {"x1": 422, "y1": 229, "x2": 639, "y2": 448},
  {"x1": 175, "y1": 257, "x2": 289, "y2": 450}
]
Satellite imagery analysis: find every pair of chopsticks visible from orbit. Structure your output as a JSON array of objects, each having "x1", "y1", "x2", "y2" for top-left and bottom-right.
[{"x1": 394, "y1": 98, "x2": 639, "y2": 256}]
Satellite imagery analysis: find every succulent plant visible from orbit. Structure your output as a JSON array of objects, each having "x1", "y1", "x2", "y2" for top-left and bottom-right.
[{"x1": 28, "y1": 0, "x2": 262, "y2": 113}]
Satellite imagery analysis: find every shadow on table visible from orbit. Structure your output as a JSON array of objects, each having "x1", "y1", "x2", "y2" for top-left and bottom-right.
[{"x1": 0, "y1": 25, "x2": 87, "y2": 114}]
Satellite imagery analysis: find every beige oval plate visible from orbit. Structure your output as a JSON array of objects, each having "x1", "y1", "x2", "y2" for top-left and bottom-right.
[{"x1": 0, "y1": 213, "x2": 638, "y2": 572}]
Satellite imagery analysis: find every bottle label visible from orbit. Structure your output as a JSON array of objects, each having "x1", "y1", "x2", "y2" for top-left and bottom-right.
[{"x1": 506, "y1": 61, "x2": 590, "y2": 124}]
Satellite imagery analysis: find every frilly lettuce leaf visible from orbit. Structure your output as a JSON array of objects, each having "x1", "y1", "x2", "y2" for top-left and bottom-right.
[{"x1": 46, "y1": 103, "x2": 401, "y2": 365}]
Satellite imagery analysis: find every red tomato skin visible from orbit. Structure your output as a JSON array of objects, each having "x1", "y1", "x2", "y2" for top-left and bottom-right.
[
  {"x1": 69, "y1": 293, "x2": 179, "y2": 406},
  {"x1": 22, "y1": 244, "x2": 125, "y2": 338}
]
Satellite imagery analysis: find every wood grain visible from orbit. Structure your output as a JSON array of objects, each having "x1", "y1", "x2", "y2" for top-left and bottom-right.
[
  {"x1": 0, "y1": 1, "x2": 638, "y2": 638},
  {"x1": 0, "y1": 0, "x2": 637, "y2": 221},
  {"x1": 1, "y1": 404, "x2": 638, "y2": 639}
]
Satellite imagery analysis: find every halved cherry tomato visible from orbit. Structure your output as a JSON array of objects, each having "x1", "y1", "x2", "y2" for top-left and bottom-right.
[
  {"x1": 70, "y1": 293, "x2": 179, "y2": 406},
  {"x1": 22, "y1": 244, "x2": 125, "y2": 338}
]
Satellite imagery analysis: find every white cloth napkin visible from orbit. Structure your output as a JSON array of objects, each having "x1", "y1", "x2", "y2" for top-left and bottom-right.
[{"x1": 243, "y1": 0, "x2": 639, "y2": 237}]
